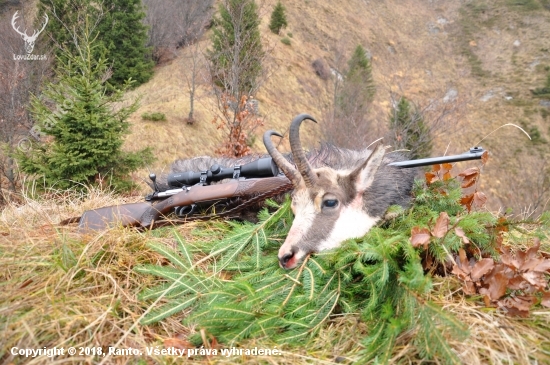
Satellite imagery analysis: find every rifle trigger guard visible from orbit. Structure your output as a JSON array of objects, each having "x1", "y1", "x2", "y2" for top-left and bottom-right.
[{"x1": 175, "y1": 204, "x2": 197, "y2": 217}]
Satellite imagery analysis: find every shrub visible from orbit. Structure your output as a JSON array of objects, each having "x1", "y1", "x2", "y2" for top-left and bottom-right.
[
  {"x1": 141, "y1": 112, "x2": 167, "y2": 121},
  {"x1": 280, "y1": 37, "x2": 291, "y2": 46},
  {"x1": 15, "y1": 25, "x2": 153, "y2": 192},
  {"x1": 269, "y1": 1, "x2": 288, "y2": 34}
]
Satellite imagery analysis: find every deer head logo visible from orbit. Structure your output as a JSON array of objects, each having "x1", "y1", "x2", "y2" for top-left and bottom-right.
[{"x1": 11, "y1": 11, "x2": 49, "y2": 54}]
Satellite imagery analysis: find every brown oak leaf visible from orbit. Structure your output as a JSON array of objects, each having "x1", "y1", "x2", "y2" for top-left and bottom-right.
[
  {"x1": 481, "y1": 150, "x2": 489, "y2": 164},
  {"x1": 542, "y1": 292, "x2": 550, "y2": 308},
  {"x1": 454, "y1": 227, "x2": 470, "y2": 244},
  {"x1": 471, "y1": 258, "x2": 495, "y2": 281},
  {"x1": 425, "y1": 172, "x2": 438, "y2": 184},
  {"x1": 432, "y1": 212, "x2": 450, "y2": 238},
  {"x1": 480, "y1": 271, "x2": 508, "y2": 301},
  {"x1": 460, "y1": 194, "x2": 474, "y2": 212},
  {"x1": 473, "y1": 191, "x2": 487, "y2": 208},
  {"x1": 410, "y1": 227, "x2": 431, "y2": 248}
]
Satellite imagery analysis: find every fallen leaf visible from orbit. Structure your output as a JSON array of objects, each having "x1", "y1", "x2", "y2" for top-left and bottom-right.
[
  {"x1": 473, "y1": 191, "x2": 487, "y2": 208},
  {"x1": 512, "y1": 250, "x2": 526, "y2": 270},
  {"x1": 425, "y1": 172, "x2": 438, "y2": 184},
  {"x1": 442, "y1": 163, "x2": 453, "y2": 172},
  {"x1": 521, "y1": 271, "x2": 547, "y2": 289},
  {"x1": 498, "y1": 295, "x2": 537, "y2": 312},
  {"x1": 534, "y1": 259, "x2": 550, "y2": 273},
  {"x1": 460, "y1": 194, "x2": 474, "y2": 212},
  {"x1": 481, "y1": 150, "x2": 489, "y2": 165},
  {"x1": 525, "y1": 238, "x2": 541, "y2": 260},
  {"x1": 471, "y1": 258, "x2": 494, "y2": 281},
  {"x1": 459, "y1": 248, "x2": 468, "y2": 268},
  {"x1": 542, "y1": 292, "x2": 550, "y2": 308},
  {"x1": 452, "y1": 264, "x2": 470, "y2": 281},
  {"x1": 410, "y1": 227, "x2": 431, "y2": 248},
  {"x1": 454, "y1": 227, "x2": 470, "y2": 244},
  {"x1": 432, "y1": 212, "x2": 450, "y2": 238},
  {"x1": 499, "y1": 306, "x2": 530, "y2": 317},
  {"x1": 459, "y1": 167, "x2": 479, "y2": 188},
  {"x1": 458, "y1": 167, "x2": 479, "y2": 178},
  {"x1": 422, "y1": 253, "x2": 434, "y2": 270},
  {"x1": 520, "y1": 258, "x2": 544, "y2": 272},
  {"x1": 480, "y1": 271, "x2": 508, "y2": 301},
  {"x1": 507, "y1": 275, "x2": 529, "y2": 290},
  {"x1": 164, "y1": 338, "x2": 193, "y2": 351},
  {"x1": 500, "y1": 249, "x2": 514, "y2": 268},
  {"x1": 443, "y1": 171, "x2": 452, "y2": 181},
  {"x1": 462, "y1": 281, "x2": 476, "y2": 295},
  {"x1": 461, "y1": 175, "x2": 477, "y2": 188},
  {"x1": 433, "y1": 164, "x2": 441, "y2": 172}
]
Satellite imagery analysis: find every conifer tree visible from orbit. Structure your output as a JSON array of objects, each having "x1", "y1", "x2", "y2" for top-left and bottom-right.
[
  {"x1": 345, "y1": 44, "x2": 375, "y2": 103},
  {"x1": 95, "y1": 0, "x2": 154, "y2": 89},
  {"x1": 209, "y1": 0, "x2": 263, "y2": 97},
  {"x1": 269, "y1": 1, "x2": 287, "y2": 34},
  {"x1": 325, "y1": 44, "x2": 376, "y2": 149},
  {"x1": 208, "y1": 0, "x2": 265, "y2": 157},
  {"x1": 388, "y1": 96, "x2": 432, "y2": 159},
  {"x1": 39, "y1": 0, "x2": 153, "y2": 90},
  {"x1": 15, "y1": 21, "x2": 153, "y2": 191}
]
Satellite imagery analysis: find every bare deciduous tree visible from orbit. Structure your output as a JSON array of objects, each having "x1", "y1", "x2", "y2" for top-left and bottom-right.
[
  {"x1": 207, "y1": 0, "x2": 270, "y2": 157},
  {"x1": 0, "y1": 8, "x2": 51, "y2": 199},
  {"x1": 142, "y1": 0, "x2": 214, "y2": 64},
  {"x1": 181, "y1": 40, "x2": 206, "y2": 125}
]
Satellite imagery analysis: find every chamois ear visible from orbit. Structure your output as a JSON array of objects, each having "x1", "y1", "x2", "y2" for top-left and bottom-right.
[{"x1": 351, "y1": 144, "x2": 386, "y2": 193}]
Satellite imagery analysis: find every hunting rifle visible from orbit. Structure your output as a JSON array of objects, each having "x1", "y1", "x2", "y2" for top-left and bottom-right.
[{"x1": 77, "y1": 146, "x2": 486, "y2": 233}]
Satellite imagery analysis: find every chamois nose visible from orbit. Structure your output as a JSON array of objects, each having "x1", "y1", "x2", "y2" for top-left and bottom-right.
[{"x1": 279, "y1": 251, "x2": 295, "y2": 269}]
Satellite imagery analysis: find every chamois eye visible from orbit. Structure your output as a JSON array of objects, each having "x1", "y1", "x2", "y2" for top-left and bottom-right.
[{"x1": 323, "y1": 199, "x2": 338, "y2": 208}]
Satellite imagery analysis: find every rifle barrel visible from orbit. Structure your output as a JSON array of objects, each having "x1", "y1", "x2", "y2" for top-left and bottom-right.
[{"x1": 388, "y1": 147, "x2": 485, "y2": 168}]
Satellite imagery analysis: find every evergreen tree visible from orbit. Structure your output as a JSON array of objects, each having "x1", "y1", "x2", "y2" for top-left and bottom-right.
[
  {"x1": 269, "y1": 1, "x2": 287, "y2": 34},
  {"x1": 38, "y1": 0, "x2": 153, "y2": 90},
  {"x1": 15, "y1": 22, "x2": 153, "y2": 191},
  {"x1": 388, "y1": 96, "x2": 432, "y2": 159},
  {"x1": 325, "y1": 44, "x2": 375, "y2": 149},
  {"x1": 344, "y1": 44, "x2": 375, "y2": 103},
  {"x1": 208, "y1": 0, "x2": 264, "y2": 157},
  {"x1": 209, "y1": 0, "x2": 263, "y2": 97},
  {"x1": 95, "y1": 0, "x2": 154, "y2": 89}
]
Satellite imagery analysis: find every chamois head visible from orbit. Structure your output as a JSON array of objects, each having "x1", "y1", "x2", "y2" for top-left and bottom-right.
[{"x1": 264, "y1": 114, "x2": 388, "y2": 269}]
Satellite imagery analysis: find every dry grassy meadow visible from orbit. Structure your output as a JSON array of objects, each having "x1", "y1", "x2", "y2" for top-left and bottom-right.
[{"x1": 2, "y1": 0, "x2": 550, "y2": 364}]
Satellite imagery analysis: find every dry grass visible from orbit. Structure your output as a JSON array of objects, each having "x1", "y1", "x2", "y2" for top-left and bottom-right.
[
  {"x1": 2, "y1": 0, "x2": 550, "y2": 363},
  {"x1": 1, "y1": 186, "x2": 549, "y2": 364},
  {"x1": 120, "y1": 0, "x2": 550, "y2": 214}
]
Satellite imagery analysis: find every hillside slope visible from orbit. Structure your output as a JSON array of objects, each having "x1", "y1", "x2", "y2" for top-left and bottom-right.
[{"x1": 125, "y1": 0, "x2": 550, "y2": 215}]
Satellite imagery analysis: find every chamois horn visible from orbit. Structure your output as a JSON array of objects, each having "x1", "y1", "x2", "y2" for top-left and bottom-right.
[
  {"x1": 289, "y1": 114, "x2": 318, "y2": 188},
  {"x1": 263, "y1": 130, "x2": 302, "y2": 186}
]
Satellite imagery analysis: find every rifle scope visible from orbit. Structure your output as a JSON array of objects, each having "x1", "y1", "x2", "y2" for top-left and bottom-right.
[{"x1": 167, "y1": 157, "x2": 280, "y2": 188}]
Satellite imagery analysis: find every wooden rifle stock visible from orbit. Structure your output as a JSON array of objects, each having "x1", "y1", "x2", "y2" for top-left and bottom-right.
[
  {"x1": 77, "y1": 147, "x2": 487, "y2": 233},
  {"x1": 78, "y1": 175, "x2": 291, "y2": 233}
]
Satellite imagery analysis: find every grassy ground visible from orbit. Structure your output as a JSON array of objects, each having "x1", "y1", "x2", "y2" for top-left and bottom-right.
[
  {"x1": 1, "y1": 185, "x2": 549, "y2": 364},
  {"x1": 2, "y1": 0, "x2": 550, "y2": 363}
]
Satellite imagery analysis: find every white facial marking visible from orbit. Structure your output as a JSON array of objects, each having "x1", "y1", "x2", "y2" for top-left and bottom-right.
[
  {"x1": 278, "y1": 189, "x2": 316, "y2": 259},
  {"x1": 316, "y1": 194, "x2": 380, "y2": 252}
]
